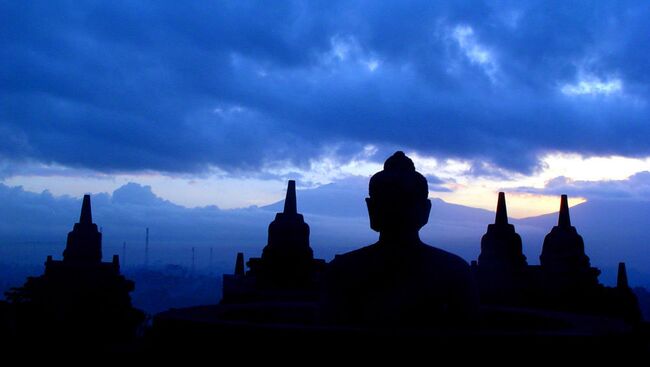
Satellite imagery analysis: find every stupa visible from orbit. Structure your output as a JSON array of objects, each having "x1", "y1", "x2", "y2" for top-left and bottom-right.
[
  {"x1": 478, "y1": 192, "x2": 527, "y2": 269},
  {"x1": 5, "y1": 195, "x2": 144, "y2": 342},
  {"x1": 222, "y1": 180, "x2": 326, "y2": 303},
  {"x1": 472, "y1": 192, "x2": 529, "y2": 304},
  {"x1": 540, "y1": 195, "x2": 600, "y2": 290}
]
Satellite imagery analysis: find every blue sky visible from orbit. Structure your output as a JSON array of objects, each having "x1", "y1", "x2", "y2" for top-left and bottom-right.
[{"x1": 2, "y1": 1, "x2": 650, "y2": 217}]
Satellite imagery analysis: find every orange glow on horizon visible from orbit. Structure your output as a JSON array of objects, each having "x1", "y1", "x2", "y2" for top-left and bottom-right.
[{"x1": 434, "y1": 191, "x2": 587, "y2": 219}]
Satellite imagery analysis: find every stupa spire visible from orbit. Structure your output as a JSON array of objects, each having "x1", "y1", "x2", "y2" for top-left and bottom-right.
[
  {"x1": 79, "y1": 194, "x2": 93, "y2": 224},
  {"x1": 617, "y1": 262, "x2": 629, "y2": 289},
  {"x1": 283, "y1": 180, "x2": 297, "y2": 215},
  {"x1": 235, "y1": 252, "x2": 245, "y2": 277},
  {"x1": 558, "y1": 194, "x2": 571, "y2": 228},
  {"x1": 63, "y1": 194, "x2": 102, "y2": 263},
  {"x1": 495, "y1": 192, "x2": 508, "y2": 225}
]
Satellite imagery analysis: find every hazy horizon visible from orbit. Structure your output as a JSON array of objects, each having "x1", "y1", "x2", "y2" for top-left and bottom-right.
[{"x1": 2, "y1": 180, "x2": 649, "y2": 291}]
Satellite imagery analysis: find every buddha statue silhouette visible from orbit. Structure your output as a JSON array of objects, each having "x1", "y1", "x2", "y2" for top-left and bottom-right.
[{"x1": 322, "y1": 151, "x2": 478, "y2": 327}]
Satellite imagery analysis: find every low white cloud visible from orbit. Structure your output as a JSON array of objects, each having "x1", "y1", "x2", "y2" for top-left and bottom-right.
[
  {"x1": 6, "y1": 151, "x2": 650, "y2": 218},
  {"x1": 364, "y1": 59, "x2": 380, "y2": 72},
  {"x1": 561, "y1": 76, "x2": 623, "y2": 96},
  {"x1": 328, "y1": 35, "x2": 356, "y2": 61},
  {"x1": 265, "y1": 144, "x2": 382, "y2": 187},
  {"x1": 538, "y1": 154, "x2": 650, "y2": 182},
  {"x1": 451, "y1": 25, "x2": 499, "y2": 82},
  {"x1": 322, "y1": 35, "x2": 382, "y2": 73},
  {"x1": 514, "y1": 171, "x2": 650, "y2": 200}
]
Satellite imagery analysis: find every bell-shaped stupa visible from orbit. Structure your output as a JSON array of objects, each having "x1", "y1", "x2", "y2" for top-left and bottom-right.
[
  {"x1": 222, "y1": 180, "x2": 325, "y2": 303},
  {"x1": 478, "y1": 192, "x2": 527, "y2": 269},
  {"x1": 258, "y1": 180, "x2": 314, "y2": 283},
  {"x1": 5, "y1": 194, "x2": 143, "y2": 341},
  {"x1": 540, "y1": 195, "x2": 591, "y2": 271}
]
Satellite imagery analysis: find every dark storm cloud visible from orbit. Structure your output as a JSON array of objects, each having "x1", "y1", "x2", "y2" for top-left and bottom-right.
[{"x1": 1, "y1": 1, "x2": 649, "y2": 175}]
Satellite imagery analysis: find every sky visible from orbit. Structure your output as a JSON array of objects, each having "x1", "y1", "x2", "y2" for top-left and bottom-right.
[{"x1": 2, "y1": 1, "x2": 650, "y2": 218}]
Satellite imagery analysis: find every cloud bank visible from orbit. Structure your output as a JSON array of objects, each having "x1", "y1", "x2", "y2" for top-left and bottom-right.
[
  {"x1": 514, "y1": 171, "x2": 650, "y2": 200},
  {"x1": 2, "y1": 1, "x2": 649, "y2": 177}
]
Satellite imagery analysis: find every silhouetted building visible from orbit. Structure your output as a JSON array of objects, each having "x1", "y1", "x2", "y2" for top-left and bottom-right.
[
  {"x1": 618, "y1": 262, "x2": 629, "y2": 289},
  {"x1": 222, "y1": 180, "x2": 326, "y2": 303},
  {"x1": 5, "y1": 195, "x2": 144, "y2": 344},
  {"x1": 473, "y1": 193, "x2": 641, "y2": 322},
  {"x1": 472, "y1": 192, "x2": 530, "y2": 305},
  {"x1": 612, "y1": 262, "x2": 643, "y2": 323},
  {"x1": 322, "y1": 151, "x2": 478, "y2": 327},
  {"x1": 479, "y1": 192, "x2": 527, "y2": 269},
  {"x1": 540, "y1": 194, "x2": 600, "y2": 291},
  {"x1": 0, "y1": 300, "x2": 13, "y2": 343}
]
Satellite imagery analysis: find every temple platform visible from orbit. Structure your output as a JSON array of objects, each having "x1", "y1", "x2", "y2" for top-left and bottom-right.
[{"x1": 150, "y1": 303, "x2": 649, "y2": 357}]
